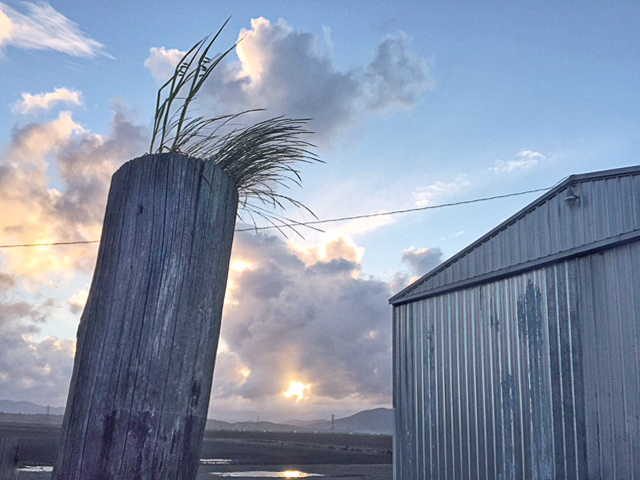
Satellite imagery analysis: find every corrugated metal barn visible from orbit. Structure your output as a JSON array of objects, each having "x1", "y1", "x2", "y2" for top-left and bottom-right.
[{"x1": 390, "y1": 165, "x2": 640, "y2": 480}]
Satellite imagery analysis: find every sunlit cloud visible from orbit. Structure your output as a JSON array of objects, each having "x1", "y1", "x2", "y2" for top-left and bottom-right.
[
  {"x1": 412, "y1": 176, "x2": 470, "y2": 207},
  {"x1": 141, "y1": 17, "x2": 433, "y2": 145},
  {"x1": 12, "y1": 87, "x2": 83, "y2": 114},
  {"x1": 0, "y1": 8, "x2": 12, "y2": 47},
  {"x1": 0, "y1": 2, "x2": 109, "y2": 57},
  {"x1": 230, "y1": 259, "x2": 254, "y2": 272},
  {"x1": 288, "y1": 234, "x2": 364, "y2": 267},
  {"x1": 68, "y1": 288, "x2": 88, "y2": 314},
  {"x1": 335, "y1": 214, "x2": 397, "y2": 239},
  {"x1": 144, "y1": 46, "x2": 186, "y2": 84},
  {"x1": 0, "y1": 105, "x2": 145, "y2": 283},
  {"x1": 212, "y1": 231, "x2": 392, "y2": 417},
  {"x1": 491, "y1": 149, "x2": 546, "y2": 173}
]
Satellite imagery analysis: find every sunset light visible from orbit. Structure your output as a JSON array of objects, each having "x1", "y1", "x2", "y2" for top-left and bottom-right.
[
  {"x1": 230, "y1": 259, "x2": 253, "y2": 272},
  {"x1": 283, "y1": 380, "x2": 311, "y2": 403},
  {"x1": 1, "y1": 4, "x2": 636, "y2": 476}
]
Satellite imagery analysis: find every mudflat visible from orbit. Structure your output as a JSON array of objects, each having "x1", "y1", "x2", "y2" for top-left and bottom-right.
[{"x1": 2, "y1": 423, "x2": 392, "y2": 479}]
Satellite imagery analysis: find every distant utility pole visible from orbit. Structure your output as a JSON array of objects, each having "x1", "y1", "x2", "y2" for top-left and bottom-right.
[{"x1": 331, "y1": 414, "x2": 335, "y2": 433}]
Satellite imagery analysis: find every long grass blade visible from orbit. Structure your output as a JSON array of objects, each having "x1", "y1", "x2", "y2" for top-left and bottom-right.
[{"x1": 148, "y1": 20, "x2": 321, "y2": 233}]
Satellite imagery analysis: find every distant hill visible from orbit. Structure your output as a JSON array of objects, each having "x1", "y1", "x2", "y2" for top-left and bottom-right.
[
  {"x1": 300, "y1": 408, "x2": 393, "y2": 435},
  {"x1": 206, "y1": 409, "x2": 392, "y2": 434},
  {"x1": 0, "y1": 400, "x2": 65, "y2": 416},
  {"x1": 1, "y1": 400, "x2": 392, "y2": 434}
]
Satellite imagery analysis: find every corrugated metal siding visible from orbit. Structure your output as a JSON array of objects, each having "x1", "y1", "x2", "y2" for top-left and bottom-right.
[
  {"x1": 576, "y1": 241, "x2": 640, "y2": 479},
  {"x1": 399, "y1": 172, "x2": 640, "y2": 301},
  {"x1": 394, "y1": 241, "x2": 640, "y2": 479}
]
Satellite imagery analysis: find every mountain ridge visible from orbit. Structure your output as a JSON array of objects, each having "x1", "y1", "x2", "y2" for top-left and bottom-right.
[{"x1": 0, "y1": 400, "x2": 392, "y2": 434}]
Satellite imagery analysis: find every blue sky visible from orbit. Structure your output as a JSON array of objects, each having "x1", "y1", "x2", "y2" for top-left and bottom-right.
[{"x1": 0, "y1": 1, "x2": 638, "y2": 421}]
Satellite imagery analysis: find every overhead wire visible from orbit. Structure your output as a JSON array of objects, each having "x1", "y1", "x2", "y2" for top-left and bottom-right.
[{"x1": 0, "y1": 186, "x2": 550, "y2": 248}]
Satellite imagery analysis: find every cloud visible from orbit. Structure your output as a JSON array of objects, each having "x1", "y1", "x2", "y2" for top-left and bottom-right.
[
  {"x1": 212, "y1": 232, "x2": 392, "y2": 418},
  {"x1": 365, "y1": 32, "x2": 435, "y2": 110},
  {"x1": 147, "y1": 17, "x2": 433, "y2": 145},
  {"x1": 68, "y1": 288, "x2": 88, "y2": 314},
  {"x1": 0, "y1": 8, "x2": 11, "y2": 47},
  {"x1": 491, "y1": 149, "x2": 546, "y2": 173},
  {"x1": 201, "y1": 17, "x2": 361, "y2": 144},
  {"x1": 412, "y1": 176, "x2": 470, "y2": 207},
  {"x1": 0, "y1": 103, "x2": 145, "y2": 408},
  {"x1": 389, "y1": 245, "x2": 444, "y2": 292},
  {"x1": 144, "y1": 46, "x2": 186, "y2": 84},
  {"x1": 287, "y1": 234, "x2": 364, "y2": 268},
  {"x1": 12, "y1": 87, "x2": 83, "y2": 114},
  {"x1": 0, "y1": 105, "x2": 146, "y2": 281},
  {"x1": 402, "y1": 246, "x2": 443, "y2": 277},
  {"x1": 0, "y1": 332, "x2": 74, "y2": 406},
  {"x1": 0, "y1": 273, "x2": 74, "y2": 406},
  {"x1": 0, "y1": 2, "x2": 108, "y2": 57}
]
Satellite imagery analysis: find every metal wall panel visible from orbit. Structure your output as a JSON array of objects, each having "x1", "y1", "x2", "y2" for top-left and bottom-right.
[
  {"x1": 576, "y1": 241, "x2": 640, "y2": 479},
  {"x1": 398, "y1": 172, "x2": 640, "y2": 301},
  {"x1": 393, "y1": 240, "x2": 640, "y2": 479}
]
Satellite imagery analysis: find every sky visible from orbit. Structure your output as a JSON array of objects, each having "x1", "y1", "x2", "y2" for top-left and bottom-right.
[{"x1": 0, "y1": 1, "x2": 638, "y2": 422}]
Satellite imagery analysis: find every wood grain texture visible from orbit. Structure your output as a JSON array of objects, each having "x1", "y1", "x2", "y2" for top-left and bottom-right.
[
  {"x1": 0, "y1": 434, "x2": 18, "y2": 480},
  {"x1": 53, "y1": 153, "x2": 238, "y2": 480}
]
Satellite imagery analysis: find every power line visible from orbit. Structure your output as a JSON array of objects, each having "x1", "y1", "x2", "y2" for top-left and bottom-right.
[
  {"x1": 235, "y1": 186, "x2": 550, "y2": 232},
  {"x1": 0, "y1": 186, "x2": 550, "y2": 248},
  {"x1": 0, "y1": 240, "x2": 101, "y2": 249}
]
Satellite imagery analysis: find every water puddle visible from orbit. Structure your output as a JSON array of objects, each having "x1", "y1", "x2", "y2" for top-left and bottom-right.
[
  {"x1": 18, "y1": 460, "x2": 233, "y2": 472},
  {"x1": 19, "y1": 466, "x2": 54, "y2": 473},
  {"x1": 210, "y1": 471, "x2": 323, "y2": 478}
]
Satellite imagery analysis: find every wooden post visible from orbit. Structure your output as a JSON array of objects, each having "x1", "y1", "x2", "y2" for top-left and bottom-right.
[
  {"x1": 53, "y1": 153, "x2": 237, "y2": 479},
  {"x1": 0, "y1": 434, "x2": 18, "y2": 480}
]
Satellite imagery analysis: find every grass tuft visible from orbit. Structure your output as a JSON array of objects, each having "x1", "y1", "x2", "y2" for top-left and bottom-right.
[{"x1": 148, "y1": 19, "x2": 321, "y2": 234}]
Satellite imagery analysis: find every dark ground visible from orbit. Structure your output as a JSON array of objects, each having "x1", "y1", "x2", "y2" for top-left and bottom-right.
[{"x1": 1, "y1": 423, "x2": 392, "y2": 479}]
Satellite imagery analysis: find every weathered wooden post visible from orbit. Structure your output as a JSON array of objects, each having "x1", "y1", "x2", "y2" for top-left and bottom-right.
[
  {"x1": 0, "y1": 433, "x2": 18, "y2": 480},
  {"x1": 53, "y1": 23, "x2": 317, "y2": 478},
  {"x1": 53, "y1": 154, "x2": 237, "y2": 479}
]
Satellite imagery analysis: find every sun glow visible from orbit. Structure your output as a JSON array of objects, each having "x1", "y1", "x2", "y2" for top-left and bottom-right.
[
  {"x1": 230, "y1": 259, "x2": 253, "y2": 272},
  {"x1": 283, "y1": 380, "x2": 311, "y2": 403}
]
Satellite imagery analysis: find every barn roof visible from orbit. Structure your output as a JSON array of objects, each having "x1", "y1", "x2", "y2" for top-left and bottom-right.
[{"x1": 390, "y1": 164, "x2": 640, "y2": 306}]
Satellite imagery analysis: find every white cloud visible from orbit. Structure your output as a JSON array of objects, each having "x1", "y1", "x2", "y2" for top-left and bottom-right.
[
  {"x1": 0, "y1": 2, "x2": 108, "y2": 57},
  {"x1": 148, "y1": 17, "x2": 434, "y2": 145},
  {"x1": 203, "y1": 17, "x2": 361, "y2": 144},
  {"x1": 402, "y1": 246, "x2": 443, "y2": 277},
  {"x1": 12, "y1": 87, "x2": 83, "y2": 114},
  {"x1": 68, "y1": 288, "x2": 88, "y2": 314},
  {"x1": 365, "y1": 32, "x2": 435, "y2": 110},
  {"x1": 491, "y1": 149, "x2": 546, "y2": 173},
  {"x1": 412, "y1": 176, "x2": 470, "y2": 207},
  {"x1": 518, "y1": 149, "x2": 545, "y2": 160},
  {"x1": 0, "y1": 8, "x2": 12, "y2": 47},
  {"x1": 212, "y1": 231, "x2": 392, "y2": 419},
  {"x1": 0, "y1": 106, "x2": 145, "y2": 281},
  {"x1": 0, "y1": 104, "x2": 145, "y2": 408},
  {"x1": 144, "y1": 46, "x2": 186, "y2": 84},
  {"x1": 0, "y1": 275, "x2": 74, "y2": 407}
]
